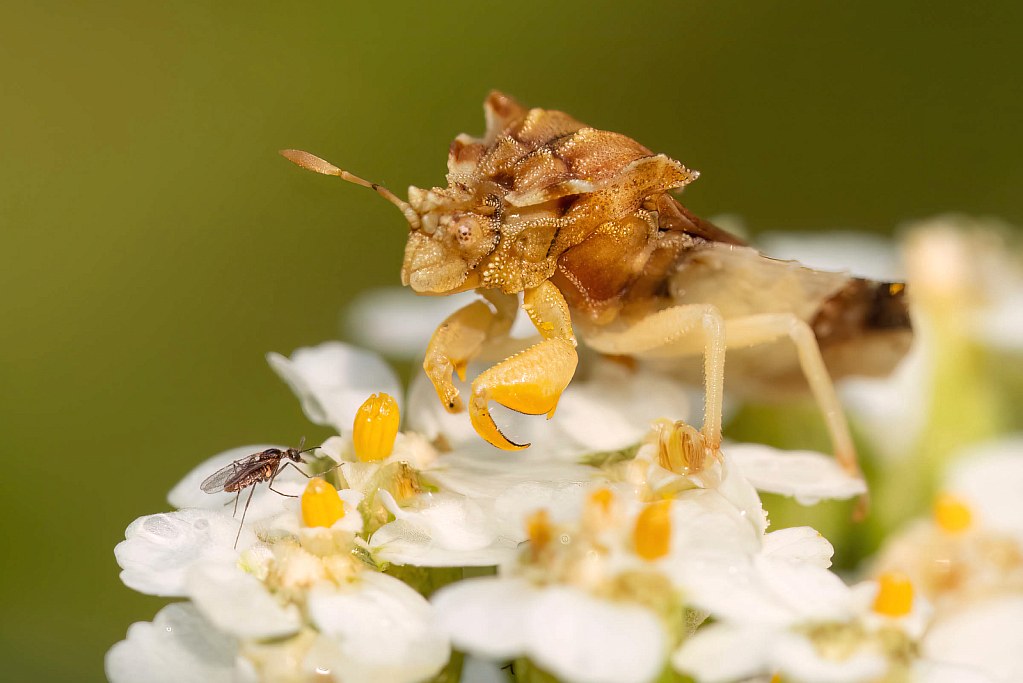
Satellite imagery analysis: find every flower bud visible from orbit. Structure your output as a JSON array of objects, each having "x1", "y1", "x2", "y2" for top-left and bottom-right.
[
  {"x1": 873, "y1": 571, "x2": 914, "y2": 617},
  {"x1": 353, "y1": 393, "x2": 400, "y2": 462},
  {"x1": 634, "y1": 500, "x2": 672, "y2": 561},
  {"x1": 301, "y1": 477, "x2": 345, "y2": 528}
]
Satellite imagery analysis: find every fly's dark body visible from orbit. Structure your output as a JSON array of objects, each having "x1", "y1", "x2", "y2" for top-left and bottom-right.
[{"x1": 200, "y1": 440, "x2": 312, "y2": 548}]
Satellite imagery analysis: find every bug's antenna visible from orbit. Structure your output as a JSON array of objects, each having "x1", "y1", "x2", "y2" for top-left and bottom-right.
[{"x1": 280, "y1": 149, "x2": 421, "y2": 230}]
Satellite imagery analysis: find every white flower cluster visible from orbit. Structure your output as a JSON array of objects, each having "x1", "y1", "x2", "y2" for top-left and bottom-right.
[{"x1": 107, "y1": 216, "x2": 1023, "y2": 683}]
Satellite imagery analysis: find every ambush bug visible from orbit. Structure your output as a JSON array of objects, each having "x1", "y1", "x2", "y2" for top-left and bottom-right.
[{"x1": 281, "y1": 92, "x2": 912, "y2": 483}]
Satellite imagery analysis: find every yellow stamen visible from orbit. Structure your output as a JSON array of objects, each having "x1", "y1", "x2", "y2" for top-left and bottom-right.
[
  {"x1": 353, "y1": 393, "x2": 400, "y2": 462},
  {"x1": 873, "y1": 571, "x2": 914, "y2": 617},
  {"x1": 634, "y1": 500, "x2": 672, "y2": 561},
  {"x1": 934, "y1": 492, "x2": 972, "y2": 534},
  {"x1": 301, "y1": 478, "x2": 345, "y2": 528},
  {"x1": 583, "y1": 488, "x2": 616, "y2": 531},
  {"x1": 589, "y1": 488, "x2": 614, "y2": 512},
  {"x1": 770, "y1": 675, "x2": 783, "y2": 683},
  {"x1": 527, "y1": 509, "x2": 552, "y2": 554}
]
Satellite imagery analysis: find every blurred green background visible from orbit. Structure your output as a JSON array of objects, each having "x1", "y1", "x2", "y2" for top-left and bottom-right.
[{"x1": 1, "y1": 1, "x2": 1021, "y2": 680}]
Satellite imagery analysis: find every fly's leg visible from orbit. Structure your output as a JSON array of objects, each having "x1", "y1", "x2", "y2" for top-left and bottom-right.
[
  {"x1": 722, "y1": 314, "x2": 859, "y2": 478},
  {"x1": 583, "y1": 304, "x2": 727, "y2": 450},
  {"x1": 234, "y1": 486, "x2": 256, "y2": 549},
  {"x1": 268, "y1": 460, "x2": 343, "y2": 497},
  {"x1": 424, "y1": 290, "x2": 518, "y2": 413},
  {"x1": 469, "y1": 281, "x2": 579, "y2": 450}
]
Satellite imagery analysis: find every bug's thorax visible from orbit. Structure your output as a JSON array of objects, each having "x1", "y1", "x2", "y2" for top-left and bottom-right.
[{"x1": 399, "y1": 91, "x2": 700, "y2": 298}]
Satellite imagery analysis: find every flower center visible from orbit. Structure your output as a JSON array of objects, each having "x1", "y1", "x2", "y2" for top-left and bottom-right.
[
  {"x1": 873, "y1": 571, "x2": 914, "y2": 617},
  {"x1": 652, "y1": 419, "x2": 709, "y2": 475},
  {"x1": 933, "y1": 492, "x2": 972, "y2": 535},
  {"x1": 634, "y1": 500, "x2": 672, "y2": 561},
  {"x1": 353, "y1": 392, "x2": 400, "y2": 462},
  {"x1": 527, "y1": 509, "x2": 552, "y2": 556},
  {"x1": 301, "y1": 478, "x2": 346, "y2": 528}
]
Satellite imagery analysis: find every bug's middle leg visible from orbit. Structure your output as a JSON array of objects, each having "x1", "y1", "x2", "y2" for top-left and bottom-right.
[
  {"x1": 469, "y1": 281, "x2": 579, "y2": 451},
  {"x1": 582, "y1": 304, "x2": 727, "y2": 449}
]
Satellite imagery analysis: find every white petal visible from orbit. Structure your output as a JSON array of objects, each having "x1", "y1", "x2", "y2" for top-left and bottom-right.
[
  {"x1": 186, "y1": 561, "x2": 301, "y2": 639},
  {"x1": 115, "y1": 508, "x2": 253, "y2": 597},
  {"x1": 671, "y1": 623, "x2": 774, "y2": 683},
  {"x1": 979, "y1": 287, "x2": 1023, "y2": 351},
  {"x1": 460, "y1": 656, "x2": 509, "y2": 683},
  {"x1": 946, "y1": 437, "x2": 1023, "y2": 542},
  {"x1": 554, "y1": 360, "x2": 696, "y2": 452},
  {"x1": 267, "y1": 341, "x2": 402, "y2": 434},
  {"x1": 425, "y1": 453, "x2": 598, "y2": 502},
  {"x1": 922, "y1": 596, "x2": 1023, "y2": 683},
  {"x1": 431, "y1": 577, "x2": 535, "y2": 659},
  {"x1": 724, "y1": 442, "x2": 867, "y2": 505},
  {"x1": 912, "y1": 660, "x2": 997, "y2": 683},
  {"x1": 105, "y1": 603, "x2": 244, "y2": 683},
  {"x1": 665, "y1": 489, "x2": 763, "y2": 563},
  {"x1": 715, "y1": 455, "x2": 769, "y2": 535},
  {"x1": 774, "y1": 631, "x2": 887, "y2": 683},
  {"x1": 370, "y1": 490, "x2": 515, "y2": 567},
  {"x1": 167, "y1": 444, "x2": 309, "y2": 521},
  {"x1": 680, "y1": 555, "x2": 856, "y2": 627},
  {"x1": 405, "y1": 369, "x2": 480, "y2": 445},
  {"x1": 762, "y1": 527, "x2": 835, "y2": 568},
  {"x1": 526, "y1": 587, "x2": 666, "y2": 683},
  {"x1": 307, "y1": 572, "x2": 449, "y2": 683},
  {"x1": 344, "y1": 287, "x2": 478, "y2": 358}
]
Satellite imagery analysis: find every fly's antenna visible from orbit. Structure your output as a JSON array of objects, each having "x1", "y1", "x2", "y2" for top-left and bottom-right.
[{"x1": 280, "y1": 149, "x2": 421, "y2": 230}]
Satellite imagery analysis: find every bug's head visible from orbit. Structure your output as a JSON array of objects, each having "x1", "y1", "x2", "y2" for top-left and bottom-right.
[
  {"x1": 280, "y1": 150, "x2": 499, "y2": 294},
  {"x1": 399, "y1": 184, "x2": 500, "y2": 293}
]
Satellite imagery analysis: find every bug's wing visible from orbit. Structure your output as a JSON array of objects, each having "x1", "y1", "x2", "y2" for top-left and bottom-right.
[{"x1": 663, "y1": 243, "x2": 912, "y2": 391}]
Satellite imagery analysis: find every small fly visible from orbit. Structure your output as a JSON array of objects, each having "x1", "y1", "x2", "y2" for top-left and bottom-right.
[{"x1": 200, "y1": 437, "x2": 333, "y2": 547}]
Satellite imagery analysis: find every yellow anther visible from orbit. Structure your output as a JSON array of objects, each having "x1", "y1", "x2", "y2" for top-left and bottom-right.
[
  {"x1": 589, "y1": 488, "x2": 614, "y2": 512},
  {"x1": 770, "y1": 675, "x2": 783, "y2": 683},
  {"x1": 873, "y1": 571, "x2": 914, "y2": 617},
  {"x1": 353, "y1": 393, "x2": 400, "y2": 462},
  {"x1": 634, "y1": 500, "x2": 673, "y2": 561},
  {"x1": 583, "y1": 488, "x2": 616, "y2": 531},
  {"x1": 934, "y1": 492, "x2": 972, "y2": 535},
  {"x1": 527, "y1": 509, "x2": 552, "y2": 554},
  {"x1": 301, "y1": 478, "x2": 346, "y2": 528}
]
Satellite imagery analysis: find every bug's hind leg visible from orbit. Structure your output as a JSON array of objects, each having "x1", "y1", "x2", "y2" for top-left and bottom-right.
[
  {"x1": 721, "y1": 313, "x2": 859, "y2": 477},
  {"x1": 585, "y1": 306, "x2": 860, "y2": 481},
  {"x1": 469, "y1": 282, "x2": 579, "y2": 450},
  {"x1": 583, "y1": 304, "x2": 727, "y2": 450}
]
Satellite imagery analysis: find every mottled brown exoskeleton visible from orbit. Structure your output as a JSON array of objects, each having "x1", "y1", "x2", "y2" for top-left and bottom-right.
[
  {"x1": 201, "y1": 437, "x2": 324, "y2": 547},
  {"x1": 281, "y1": 91, "x2": 912, "y2": 481}
]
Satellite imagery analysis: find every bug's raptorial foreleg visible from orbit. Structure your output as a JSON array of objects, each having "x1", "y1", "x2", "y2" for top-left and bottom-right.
[
  {"x1": 722, "y1": 314, "x2": 859, "y2": 478},
  {"x1": 469, "y1": 281, "x2": 579, "y2": 450},
  {"x1": 582, "y1": 304, "x2": 727, "y2": 449},
  {"x1": 424, "y1": 290, "x2": 518, "y2": 413}
]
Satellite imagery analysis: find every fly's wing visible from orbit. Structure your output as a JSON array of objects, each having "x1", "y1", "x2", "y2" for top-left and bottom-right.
[{"x1": 200, "y1": 458, "x2": 255, "y2": 493}]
